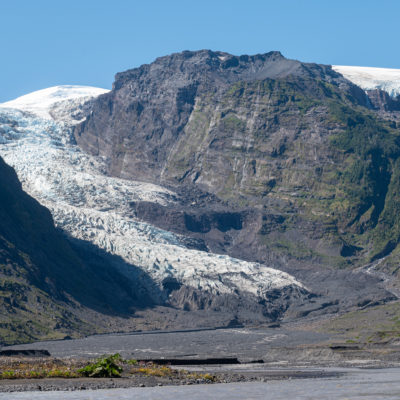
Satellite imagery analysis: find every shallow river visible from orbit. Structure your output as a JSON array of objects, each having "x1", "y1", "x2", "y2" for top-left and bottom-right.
[{"x1": 1, "y1": 368, "x2": 400, "y2": 400}]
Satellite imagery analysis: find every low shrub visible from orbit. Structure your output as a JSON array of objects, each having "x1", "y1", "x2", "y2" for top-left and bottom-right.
[{"x1": 78, "y1": 353, "x2": 123, "y2": 378}]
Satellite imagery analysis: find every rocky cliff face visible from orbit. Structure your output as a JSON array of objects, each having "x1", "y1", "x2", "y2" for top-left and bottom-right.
[
  {"x1": 75, "y1": 50, "x2": 366, "y2": 182},
  {"x1": 74, "y1": 50, "x2": 400, "y2": 310},
  {"x1": 366, "y1": 89, "x2": 400, "y2": 112}
]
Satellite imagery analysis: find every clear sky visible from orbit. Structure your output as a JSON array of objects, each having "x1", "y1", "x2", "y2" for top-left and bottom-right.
[{"x1": 1, "y1": 0, "x2": 399, "y2": 102}]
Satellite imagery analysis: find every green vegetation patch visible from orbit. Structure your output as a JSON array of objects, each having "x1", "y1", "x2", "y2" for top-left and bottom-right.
[
  {"x1": 316, "y1": 301, "x2": 400, "y2": 344},
  {"x1": 327, "y1": 100, "x2": 400, "y2": 259},
  {"x1": 78, "y1": 353, "x2": 124, "y2": 378},
  {"x1": 0, "y1": 354, "x2": 218, "y2": 382}
]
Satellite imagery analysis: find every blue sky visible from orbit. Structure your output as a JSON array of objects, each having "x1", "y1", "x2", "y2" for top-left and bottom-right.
[{"x1": 1, "y1": 0, "x2": 399, "y2": 102}]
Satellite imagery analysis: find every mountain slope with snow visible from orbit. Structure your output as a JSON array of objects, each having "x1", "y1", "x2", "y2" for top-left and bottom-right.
[
  {"x1": 0, "y1": 85, "x2": 109, "y2": 121},
  {"x1": 2, "y1": 55, "x2": 398, "y2": 333},
  {"x1": 333, "y1": 65, "x2": 400, "y2": 98}
]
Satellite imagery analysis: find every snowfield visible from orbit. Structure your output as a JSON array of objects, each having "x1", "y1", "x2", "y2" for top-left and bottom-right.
[
  {"x1": 0, "y1": 85, "x2": 109, "y2": 121},
  {"x1": 0, "y1": 88, "x2": 306, "y2": 302},
  {"x1": 333, "y1": 65, "x2": 400, "y2": 98}
]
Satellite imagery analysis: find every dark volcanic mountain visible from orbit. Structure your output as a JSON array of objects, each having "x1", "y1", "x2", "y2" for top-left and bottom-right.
[
  {"x1": 75, "y1": 50, "x2": 366, "y2": 182},
  {"x1": 74, "y1": 50, "x2": 400, "y2": 312}
]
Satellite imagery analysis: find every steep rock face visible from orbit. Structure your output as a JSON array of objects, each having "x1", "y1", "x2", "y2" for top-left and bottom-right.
[
  {"x1": 366, "y1": 89, "x2": 400, "y2": 112},
  {"x1": 74, "y1": 50, "x2": 400, "y2": 303},
  {"x1": 75, "y1": 50, "x2": 366, "y2": 181}
]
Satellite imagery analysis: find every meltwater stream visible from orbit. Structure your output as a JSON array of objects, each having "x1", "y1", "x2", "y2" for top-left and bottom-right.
[{"x1": 1, "y1": 368, "x2": 400, "y2": 400}]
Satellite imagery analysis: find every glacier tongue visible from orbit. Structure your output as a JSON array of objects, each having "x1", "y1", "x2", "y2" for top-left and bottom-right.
[{"x1": 0, "y1": 92, "x2": 307, "y2": 306}]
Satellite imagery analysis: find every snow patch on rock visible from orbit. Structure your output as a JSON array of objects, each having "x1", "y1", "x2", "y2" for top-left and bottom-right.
[
  {"x1": 333, "y1": 65, "x2": 400, "y2": 98},
  {"x1": 0, "y1": 85, "x2": 109, "y2": 121}
]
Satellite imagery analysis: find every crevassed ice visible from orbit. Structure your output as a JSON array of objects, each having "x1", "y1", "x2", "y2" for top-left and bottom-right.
[
  {"x1": 0, "y1": 91, "x2": 306, "y2": 300},
  {"x1": 333, "y1": 65, "x2": 400, "y2": 98}
]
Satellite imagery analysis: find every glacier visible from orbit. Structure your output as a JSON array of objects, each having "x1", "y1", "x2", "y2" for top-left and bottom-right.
[
  {"x1": 333, "y1": 65, "x2": 400, "y2": 98},
  {"x1": 0, "y1": 87, "x2": 306, "y2": 306}
]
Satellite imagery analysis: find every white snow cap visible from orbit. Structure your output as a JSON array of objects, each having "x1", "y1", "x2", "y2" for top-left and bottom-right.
[
  {"x1": 333, "y1": 65, "x2": 400, "y2": 98},
  {"x1": 0, "y1": 85, "x2": 109, "y2": 119}
]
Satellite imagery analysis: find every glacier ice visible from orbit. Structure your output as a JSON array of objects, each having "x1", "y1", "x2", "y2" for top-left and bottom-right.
[
  {"x1": 0, "y1": 87, "x2": 307, "y2": 304},
  {"x1": 0, "y1": 85, "x2": 109, "y2": 120},
  {"x1": 333, "y1": 65, "x2": 400, "y2": 98}
]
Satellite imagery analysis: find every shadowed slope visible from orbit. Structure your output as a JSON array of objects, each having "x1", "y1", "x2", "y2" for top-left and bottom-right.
[{"x1": 0, "y1": 156, "x2": 159, "y2": 344}]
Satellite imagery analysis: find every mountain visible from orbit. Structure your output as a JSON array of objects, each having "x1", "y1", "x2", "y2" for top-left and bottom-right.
[
  {"x1": 74, "y1": 50, "x2": 366, "y2": 182},
  {"x1": 73, "y1": 50, "x2": 400, "y2": 307},
  {"x1": 1, "y1": 51, "x2": 400, "y2": 344}
]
